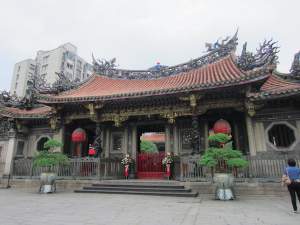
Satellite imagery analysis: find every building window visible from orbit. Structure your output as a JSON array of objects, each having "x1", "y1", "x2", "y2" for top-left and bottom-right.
[
  {"x1": 37, "y1": 137, "x2": 49, "y2": 151},
  {"x1": 0, "y1": 146, "x2": 3, "y2": 159},
  {"x1": 15, "y1": 82, "x2": 18, "y2": 90},
  {"x1": 268, "y1": 124, "x2": 296, "y2": 148},
  {"x1": 16, "y1": 74, "x2": 20, "y2": 80},
  {"x1": 66, "y1": 63, "x2": 73, "y2": 70},
  {"x1": 181, "y1": 128, "x2": 193, "y2": 150},
  {"x1": 17, "y1": 66, "x2": 21, "y2": 72},
  {"x1": 42, "y1": 55, "x2": 49, "y2": 64},
  {"x1": 41, "y1": 64, "x2": 48, "y2": 72},
  {"x1": 112, "y1": 133, "x2": 123, "y2": 151},
  {"x1": 16, "y1": 141, "x2": 25, "y2": 156}
]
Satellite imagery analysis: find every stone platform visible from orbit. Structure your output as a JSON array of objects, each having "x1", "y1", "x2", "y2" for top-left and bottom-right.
[{"x1": 0, "y1": 188, "x2": 299, "y2": 225}]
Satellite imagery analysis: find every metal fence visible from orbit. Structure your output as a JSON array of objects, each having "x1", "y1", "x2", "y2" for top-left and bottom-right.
[
  {"x1": 179, "y1": 156, "x2": 300, "y2": 182},
  {"x1": 13, "y1": 157, "x2": 123, "y2": 179},
  {"x1": 12, "y1": 156, "x2": 300, "y2": 182}
]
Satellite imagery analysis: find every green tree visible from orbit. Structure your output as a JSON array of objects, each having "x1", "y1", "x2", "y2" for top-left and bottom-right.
[
  {"x1": 199, "y1": 133, "x2": 248, "y2": 175},
  {"x1": 140, "y1": 140, "x2": 158, "y2": 153},
  {"x1": 33, "y1": 139, "x2": 69, "y2": 171},
  {"x1": 44, "y1": 139, "x2": 63, "y2": 152}
]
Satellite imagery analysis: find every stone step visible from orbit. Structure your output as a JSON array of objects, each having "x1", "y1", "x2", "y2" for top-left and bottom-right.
[
  {"x1": 91, "y1": 183, "x2": 185, "y2": 189},
  {"x1": 83, "y1": 186, "x2": 192, "y2": 192},
  {"x1": 74, "y1": 189, "x2": 198, "y2": 197}
]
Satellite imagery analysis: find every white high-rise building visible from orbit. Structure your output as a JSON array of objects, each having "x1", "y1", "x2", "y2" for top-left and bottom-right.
[
  {"x1": 10, "y1": 59, "x2": 36, "y2": 97},
  {"x1": 10, "y1": 43, "x2": 93, "y2": 97}
]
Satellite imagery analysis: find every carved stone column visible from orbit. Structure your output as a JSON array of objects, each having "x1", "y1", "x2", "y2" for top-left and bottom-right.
[
  {"x1": 245, "y1": 115, "x2": 257, "y2": 156},
  {"x1": 123, "y1": 126, "x2": 129, "y2": 155},
  {"x1": 165, "y1": 124, "x2": 171, "y2": 153},
  {"x1": 53, "y1": 126, "x2": 64, "y2": 153},
  {"x1": 4, "y1": 129, "x2": 17, "y2": 176},
  {"x1": 191, "y1": 115, "x2": 200, "y2": 154},
  {"x1": 204, "y1": 121, "x2": 209, "y2": 150},
  {"x1": 93, "y1": 122, "x2": 102, "y2": 156},
  {"x1": 104, "y1": 128, "x2": 110, "y2": 158},
  {"x1": 173, "y1": 125, "x2": 179, "y2": 155},
  {"x1": 131, "y1": 125, "x2": 137, "y2": 160}
]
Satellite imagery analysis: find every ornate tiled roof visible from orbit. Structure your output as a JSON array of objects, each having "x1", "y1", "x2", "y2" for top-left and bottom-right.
[
  {"x1": 248, "y1": 74, "x2": 300, "y2": 100},
  {"x1": 0, "y1": 105, "x2": 53, "y2": 118},
  {"x1": 39, "y1": 55, "x2": 270, "y2": 103}
]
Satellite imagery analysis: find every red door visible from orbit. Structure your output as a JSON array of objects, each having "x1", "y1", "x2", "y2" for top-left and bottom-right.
[{"x1": 137, "y1": 152, "x2": 165, "y2": 179}]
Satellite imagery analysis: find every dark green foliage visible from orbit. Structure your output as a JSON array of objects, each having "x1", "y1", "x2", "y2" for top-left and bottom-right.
[
  {"x1": 44, "y1": 139, "x2": 63, "y2": 151},
  {"x1": 199, "y1": 133, "x2": 248, "y2": 171},
  {"x1": 33, "y1": 139, "x2": 69, "y2": 170},
  {"x1": 227, "y1": 158, "x2": 248, "y2": 168},
  {"x1": 140, "y1": 140, "x2": 158, "y2": 153},
  {"x1": 208, "y1": 133, "x2": 232, "y2": 147},
  {"x1": 33, "y1": 151, "x2": 70, "y2": 168},
  {"x1": 208, "y1": 133, "x2": 231, "y2": 144}
]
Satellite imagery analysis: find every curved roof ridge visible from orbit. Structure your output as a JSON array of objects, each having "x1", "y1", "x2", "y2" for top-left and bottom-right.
[
  {"x1": 38, "y1": 55, "x2": 270, "y2": 103},
  {"x1": 248, "y1": 73, "x2": 300, "y2": 100},
  {"x1": 261, "y1": 74, "x2": 300, "y2": 91}
]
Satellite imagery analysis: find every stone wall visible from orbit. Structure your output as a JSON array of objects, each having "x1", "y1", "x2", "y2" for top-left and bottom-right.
[{"x1": 252, "y1": 118, "x2": 300, "y2": 158}]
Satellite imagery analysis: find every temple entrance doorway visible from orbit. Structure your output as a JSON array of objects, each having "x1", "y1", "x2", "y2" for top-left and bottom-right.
[
  {"x1": 136, "y1": 124, "x2": 166, "y2": 179},
  {"x1": 64, "y1": 119, "x2": 96, "y2": 157}
]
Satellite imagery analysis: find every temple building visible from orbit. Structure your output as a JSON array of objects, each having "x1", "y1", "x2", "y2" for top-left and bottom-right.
[{"x1": 1, "y1": 32, "x2": 300, "y2": 178}]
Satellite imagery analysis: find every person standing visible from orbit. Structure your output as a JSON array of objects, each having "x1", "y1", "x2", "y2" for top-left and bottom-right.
[{"x1": 283, "y1": 159, "x2": 300, "y2": 213}]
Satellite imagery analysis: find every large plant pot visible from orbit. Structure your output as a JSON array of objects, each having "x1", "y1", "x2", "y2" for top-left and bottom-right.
[
  {"x1": 213, "y1": 173, "x2": 235, "y2": 200},
  {"x1": 40, "y1": 172, "x2": 57, "y2": 193}
]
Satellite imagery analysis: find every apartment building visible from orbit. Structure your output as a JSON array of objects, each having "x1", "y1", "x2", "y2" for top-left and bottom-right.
[{"x1": 10, "y1": 43, "x2": 93, "y2": 97}]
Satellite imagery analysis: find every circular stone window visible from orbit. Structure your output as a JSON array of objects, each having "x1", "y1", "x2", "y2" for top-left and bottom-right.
[{"x1": 268, "y1": 124, "x2": 296, "y2": 148}]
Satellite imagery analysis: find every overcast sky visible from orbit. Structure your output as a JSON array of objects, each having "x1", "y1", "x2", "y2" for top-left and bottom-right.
[{"x1": 0, "y1": 0, "x2": 299, "y2": 90}]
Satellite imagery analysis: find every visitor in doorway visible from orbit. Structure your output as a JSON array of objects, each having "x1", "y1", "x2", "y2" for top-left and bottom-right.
[{"x1": 283, "y1": 159, "x2": 300, "y2": 213}]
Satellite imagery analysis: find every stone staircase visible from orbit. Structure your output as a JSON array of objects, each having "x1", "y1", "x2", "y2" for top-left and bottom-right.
[{"x1": 74, "y1": 180, "x2": 198, "y2": 197}]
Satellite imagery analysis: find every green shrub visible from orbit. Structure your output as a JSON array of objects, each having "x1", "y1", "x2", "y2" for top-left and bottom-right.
[
  {"x1": 33, "y1": 139, "x2": 69, "y2": 171},
  {"x1": 44, "y1": 139, "x2": 63, "y2": 151},
  {"x1": 33, "y1": 151, "x2": 70, "y2": 168},
  {"x1": 140, "y1": 140, "x2": 158, "y2": 153},
  {"x1": 199, "y1": 133, "x2": 248, "y2": 173},
  {"x1": 227, "y1": 158, "x2": 248, "y2": 168}
]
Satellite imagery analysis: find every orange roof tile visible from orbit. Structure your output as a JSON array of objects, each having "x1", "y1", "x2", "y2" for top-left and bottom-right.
[
  {"x1": 0, "y1": 106, "x2": 52, "y2": 118},
  {"x1": 39, "y1": 55, "x2": 269, "y2": 103},
  {"x1": 249, "y1": 75, "x2": 300, "y2": 100}
]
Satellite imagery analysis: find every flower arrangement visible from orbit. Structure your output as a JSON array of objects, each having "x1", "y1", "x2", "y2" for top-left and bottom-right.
[
  {"x1": 121, "y1": 154, "x2": 133, "y2": 166},
  {"x1": 162, "y1": 152, "x2": 173, "y2": 165}
]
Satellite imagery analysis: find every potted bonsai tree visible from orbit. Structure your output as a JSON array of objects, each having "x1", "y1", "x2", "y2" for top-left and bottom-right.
[
  {"x1": 33, "y1": 138, "x2": 69, "y2": 193},
  {"x1": 199, "y1": 133, "x2": 248, "y2": 200}
]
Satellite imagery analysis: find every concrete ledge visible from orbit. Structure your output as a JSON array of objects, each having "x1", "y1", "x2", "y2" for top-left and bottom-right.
[
  {"x1": 184, "y1": 181, "x2": 287, "y2": 196},
  {"x1": 3, "y1": 178, "x2": 288, "y2": 196}
]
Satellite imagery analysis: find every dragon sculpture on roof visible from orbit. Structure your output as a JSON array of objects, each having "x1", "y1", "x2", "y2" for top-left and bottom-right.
[
  {"x1": 92, "y1": 31, "x2": 239, "y2": 80},
  {"x1": 237, "y1": 39, "x2": 279, "y2": 71}
]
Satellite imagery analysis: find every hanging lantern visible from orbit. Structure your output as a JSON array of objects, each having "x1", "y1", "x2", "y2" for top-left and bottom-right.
[
  {"x1": 71, "y1": 128, "x2": 87, "y2": 142},
  {"x1": 88, "y1": 145, "x2": 96, "y2": 156},
  {"x1": 213, "y1": 119, "x2": 231, "y2": 134}
]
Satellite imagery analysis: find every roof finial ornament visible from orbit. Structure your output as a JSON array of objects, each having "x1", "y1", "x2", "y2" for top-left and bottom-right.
[
  {"x1": 237, "y1": 39, "x2": 279, "y2": 71},
  {"x1": 92, "y1": 31, "x2": 238, "y2": 80},
  {"x1": 204, "y1": 30, "x2": 238, "y2": 54},
  {"x1": 92, "y1": 54, "x2": 117, "y2": 76},
  {"x1": 290, "y1": 51, "x2": 300, "y2": 79}
]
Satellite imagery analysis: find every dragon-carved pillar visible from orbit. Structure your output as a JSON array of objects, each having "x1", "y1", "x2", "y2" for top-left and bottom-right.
[
  {"x1": 93, "y1": 122, "x2": 103, "y2": 156},
  {"x1": 191, "y1": 115, "x2": 200, "y2": 154}
]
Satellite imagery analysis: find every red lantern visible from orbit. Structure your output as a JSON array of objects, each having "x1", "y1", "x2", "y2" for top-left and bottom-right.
[
  {"x1": 213, "y1": 119, "x2": 231, "y2": 134},
  {"x1": 71, "y1": 128, "x2": 87, "y2": 142},
  {"x1": 88, "y1": 146, "x2": 96, "y2": 156}
]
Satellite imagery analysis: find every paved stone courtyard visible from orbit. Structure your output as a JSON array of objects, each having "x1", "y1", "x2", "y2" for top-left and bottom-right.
[{"x1": 0, "y1": 189, "x2": 299, "y2": 225}]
